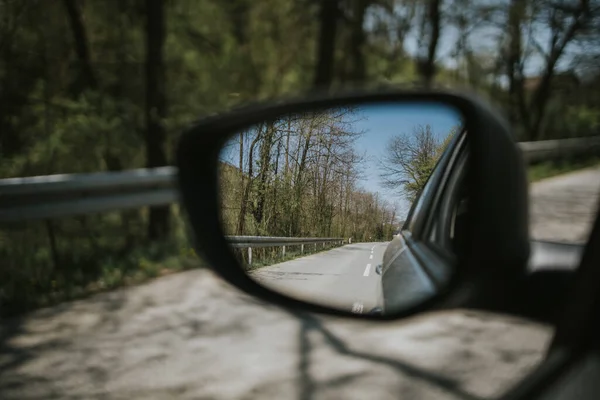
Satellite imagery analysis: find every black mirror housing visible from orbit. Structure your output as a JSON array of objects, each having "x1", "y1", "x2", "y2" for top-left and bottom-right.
[{"x1": 175, "y1": 88, "x2": 530, "y2": 320}]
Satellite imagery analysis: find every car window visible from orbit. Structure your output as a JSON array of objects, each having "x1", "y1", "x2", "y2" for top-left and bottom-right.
[
  {"x1": 422, "y1": 131, "x2": 467, "y2": 236},
  {"x1": 403, "y1": 129, "x2": 465, "y2": 238},
  {"x1": 428, "y1": 149, "x2": 468, "y2": 254}
]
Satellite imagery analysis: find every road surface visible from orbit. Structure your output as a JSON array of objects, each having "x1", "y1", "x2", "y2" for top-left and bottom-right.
[
  {"x1": 251, "y1": 243, "x2": 387, "y2": 314},
  {"x1": 529, "y1": 166, "x2": 600, "y2": 244},
  {"x1": 2, "y1": 167, "x2": 599, "y2": 399},
  {"x1": 0, "y1": 270, "x2": 551, "y2": 400}
]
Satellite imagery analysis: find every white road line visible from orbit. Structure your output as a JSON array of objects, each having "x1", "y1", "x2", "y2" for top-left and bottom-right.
[
  {"x1": 363, "y1": 264, "x2": 371, "y2": 276},
  {"x1": 369, "y1": 254, "x2": 373, "y2": 259},
  {"x1": 351, "y1": 302, "x2": 364, "y2": 314},
  {"x1": 371, "y1": 245, "x2": 375, "y2": 251}
]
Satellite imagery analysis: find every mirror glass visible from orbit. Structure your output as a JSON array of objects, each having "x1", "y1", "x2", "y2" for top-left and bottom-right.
[{"x1": 218, "y1": 102, "x2": 467, "y2": 316}]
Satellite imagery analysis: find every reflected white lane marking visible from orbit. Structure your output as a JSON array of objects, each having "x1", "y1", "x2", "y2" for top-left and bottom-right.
[
  {"x1": 352, "y1": 302, "x2": 364, "y2": 313},
  {"x1": 369, "y1": 254, "x2": 373, "y2": 259},
  {"x1": 364, "y1": 264, "x2": 371, "y2": 276}
]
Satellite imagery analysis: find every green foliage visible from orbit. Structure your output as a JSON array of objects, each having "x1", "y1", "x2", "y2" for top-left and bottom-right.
[
  {"x1": 542, "y1": 104, "x2": 600, "y2": 139},
  {"x1": 0, "y1": 0, "x2": 321, "y2": 315},
  {"x1": 0, "y1": 207, "x2": 202, "y2": 317},
  {"x1": 1, "y1": 0, "x2": 599, "y2": 314},
  {"x1": 528, "y1": 156, "x2": 600, "y2": 182}
]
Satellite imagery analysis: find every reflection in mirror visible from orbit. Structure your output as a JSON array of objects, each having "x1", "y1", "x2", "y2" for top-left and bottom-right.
[{"x1": 218, "y1": 102, "x2": 466, "y2": 316}]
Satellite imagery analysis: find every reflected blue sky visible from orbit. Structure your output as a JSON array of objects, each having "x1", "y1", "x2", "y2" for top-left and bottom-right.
[{"x1": 352, "y1": 103, "x2": 462, "y2": 217}]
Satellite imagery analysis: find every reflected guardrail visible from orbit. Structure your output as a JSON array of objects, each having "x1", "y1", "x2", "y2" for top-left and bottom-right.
[{"x1": 226, "y1": 236, "x2": 346, "y2": 266}]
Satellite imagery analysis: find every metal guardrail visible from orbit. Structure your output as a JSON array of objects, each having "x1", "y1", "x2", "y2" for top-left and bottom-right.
[
  {"x1": 226, "y1": 236, "x2": 347, "y2": 265},
  {"x1": 0, "y1": 137, "x2": 599, "y2": 223},
  {"x1": 519, "y1": 136, "x2": 600, "y2": 164},
  {"x1": 0, "y1": 167, "x2": 177, "y2": 223},
  {"x1": 226, "y1": 235, "x2": 346, "y2": 248}
]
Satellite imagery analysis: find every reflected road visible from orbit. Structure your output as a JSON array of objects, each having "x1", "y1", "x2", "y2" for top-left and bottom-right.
[{"x1": 251, "y1": 242, "x2": 387, "y2": 314}]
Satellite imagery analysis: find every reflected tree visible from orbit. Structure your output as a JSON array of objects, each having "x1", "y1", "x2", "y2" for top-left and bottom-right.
[{"x1": 379, "y1": 124, "x2": 457, "y2": 202}]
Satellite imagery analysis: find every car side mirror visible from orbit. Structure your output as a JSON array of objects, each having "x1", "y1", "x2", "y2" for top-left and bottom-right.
[{"x1": 175, "y1": 88, "x2": 530, "y2": 320}]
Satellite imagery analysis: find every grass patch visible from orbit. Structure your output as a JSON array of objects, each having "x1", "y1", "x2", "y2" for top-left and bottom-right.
[
  {"x1": 528, "y1": 156, "x2": 600, "y2": 182},
  {"x1": 0, "y1": 235, "x2": 205, "y2": 318},
  {"x1": 89, "y1": 239, "x2": 204, "y2": 291},
  {"x1": 0, "y1": 206, "x2": 205, "y2": 318}
]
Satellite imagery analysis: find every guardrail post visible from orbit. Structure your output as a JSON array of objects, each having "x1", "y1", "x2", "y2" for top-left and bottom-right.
[
  {"x1": 301, "y1": 244, "x2": 304, "y2": 254},
  {"x1": 248, "y1": 247, "x2": 252, "y2": 266},
  {"x1": 282, "y1": 245, "x2": 286, "y2": 258},
  {"x1": 349, "y1": 238, "x2": 352, "y2": 244}
]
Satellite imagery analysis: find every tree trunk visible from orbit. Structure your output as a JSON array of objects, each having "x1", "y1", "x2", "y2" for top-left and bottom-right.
[
  {"x1": 349, "y1": 0, "x2": 368, "y2": 83},
  {"x1": 63, "y1": 0, "x2": 97, "y2": 92},
  {"x1": 313, "y1": 0, "x2": 339, "y2": 88},
  {"x1": 237, "y1": 129, "x2": 262, "y2": 235},
  {"x1": 528, "y1": 3, "x2": 589, "y2": 141},
  {"x1": 145, "y1": 0, "x2": 170, "y2": 240},
  {"x1": 238, "y1": 131, "x2": 245, "y2": 221},
  {"x1": 225, "y1": 0, "x2": 261, "y2": 95},
  {"x1": 45, "y1": 220, "x2": 60, "y2": 273},
  {"x1": 291, "y1": 128, "x2": 313, "y2": 235},
  {"x1": 506, "y1": 0, "x2": 528, "y2": 134},
  {"x1": 285, "y1": 117, "x2": 291, "y2": 175},
  {"x1": 416, "y1": 0, "x2": 442, "y2": 85},
  {"x1": 529, "y1": 63, "x2": 558, "y2": 141},
  {"x1": 270, "y1": 139, "x2": 282, "y2": 233},
  {"x1": 253, "y1": 123, "x2": 275, "y2": 227}
]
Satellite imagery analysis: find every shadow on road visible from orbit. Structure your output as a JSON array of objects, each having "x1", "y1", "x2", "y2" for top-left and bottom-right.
[
  {"x1": 337, "y1": 244, "x2": 375, "y2": 251},
  {"x1": 0, "y1": 268, "x2": 549, "y2": 399},
  {"x1": 290, "y1": 310, "x2": 484, "y2": 400},
  {"x1": 0, "y1": 290, "x2": 129, "y2": 399}
]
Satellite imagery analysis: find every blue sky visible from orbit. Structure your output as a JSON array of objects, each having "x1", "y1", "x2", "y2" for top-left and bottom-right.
[{"x1": 351, "y1": 103, "x2": 462, "y2": 218}]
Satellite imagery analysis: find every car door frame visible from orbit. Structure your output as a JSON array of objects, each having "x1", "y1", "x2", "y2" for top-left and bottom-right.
[
  {"x1": 402, "y1": 128, "x2": 468, "y2": 241},
  {"x1": 379, "y1": 129, "x2": 468, "y2": 312}
]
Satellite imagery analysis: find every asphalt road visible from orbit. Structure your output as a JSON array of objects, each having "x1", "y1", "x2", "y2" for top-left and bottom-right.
[
  {"x1": 2, "y1": 167, "x2": 599, "y2": 399},
  {"x1": 0, "y1": 270, "x2": 551, "y2": 400},
  {"x1": 251, "y1": 243, "x2": 388, "y2": 314},
  {"x1": 529, "y1": 166, "x2": 600, "y2": 244}
]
